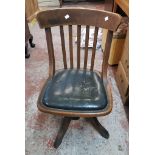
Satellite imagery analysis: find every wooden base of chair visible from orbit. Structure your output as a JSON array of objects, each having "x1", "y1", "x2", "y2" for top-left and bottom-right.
[
  {"x1": 87, "y1": 117, "x2": 109, "y2": 139},
  {"x1": 53, "y1": 117, "x2": 109, "y2": 148},
  {"x1": 54, "y1": 117, "x2": 72, "y2": 148}
]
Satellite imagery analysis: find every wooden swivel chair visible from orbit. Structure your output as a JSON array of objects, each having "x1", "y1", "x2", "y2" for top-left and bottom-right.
[{"x1": 36, "y1": 8, "x2": 121, "y2": 148}]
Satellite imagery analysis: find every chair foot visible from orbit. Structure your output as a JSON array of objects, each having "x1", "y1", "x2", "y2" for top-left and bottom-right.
[
  {"x1": 54, "y1": 117, "x2": 72, "y2": 148},
  {"x1": 25, "y1": 43, "x2": 30, "y2": 58},
  {"x1": 53, "y1": 117, "x2": 108, "y2": 148},
  {"x1": 29, "y1": 35, "x2": 35, "y2": 48},
  {"x1": 88, "y1": 117, "x2": 109, "y2": 139}
]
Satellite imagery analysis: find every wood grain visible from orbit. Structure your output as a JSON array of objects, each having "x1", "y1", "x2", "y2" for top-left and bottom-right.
[
  {"x1": 45, "y1": 28, "x2": 55, "y2": 77},
  {"x1": 101, "y1": 30, "x2": 113, "y2": 79},
  {"x1": 37, "y1": 8, "x2": 121, "y2": 117},
  {"x1": 84, "y1": 25, "x2": 90, "y2": 69},
  {"x1": 37, "y1": 8, "x2": 121, "y2": 31},
  {"x1": 60, "y1": 25, "x2": 67, "y2": 69},
  {"x1": 77, "y1": 25, "x2": 81, "y2": 69},
  {"x1": 90, "y1": 27, "x2": 99, "y2": 71},
  {"x1": 68, "y1": 25, "x2": 73, "y2": 68}
]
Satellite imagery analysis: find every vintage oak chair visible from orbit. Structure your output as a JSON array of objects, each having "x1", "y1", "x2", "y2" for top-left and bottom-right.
[{"x1": 36, "y1": 8, "x2": 121, "y2": 148}]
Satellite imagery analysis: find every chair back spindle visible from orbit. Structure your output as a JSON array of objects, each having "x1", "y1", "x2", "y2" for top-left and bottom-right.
[
  {"x1": 90, "y1": 27, "x2": 99, "y2": 71},
  {"x1": 101, "y1": 30, "x2": 113, "y2": 78},
  {"x1": 68, "y1": 25, "x2": 73, "y2": 68},
  {"x1": 37, "y1": 8, "x2": 121, "y2": 77},
  {"x1": 77, "y1": 25, "x2": 81, "y2": 69},
  {"x1": 45, "y1": 28, "x2": 55, "y2": 76},
  {"x1": 83, "y1": 25, "x2": 90, "y2": 70},
  {"x1": 60, "y1": 25, "x2": 67, "y2": 69}
]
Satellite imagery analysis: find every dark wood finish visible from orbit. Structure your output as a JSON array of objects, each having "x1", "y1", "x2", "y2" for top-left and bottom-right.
[
  {"x1": 69, "y1": 25, "x2": 74, "y2": 68},
  {"x1": 60, "y1": 25, "x2": 68, "y2": 69},
  {"x1": 101, "y1": 30, "x2": 113, "y2": 78},
  {"x1": 45, "y1": 28, "x2": 55, "y2": 77},
  {"x1": 77, "y1": 25, "x2": 81, "y2": 69},
  {"x1": 90, "y1": 27, "x2": 99, "y2": 71},
  {"x1": 54, "y1": 117, "x2": 72, "y2": 148},
  {"x1": 36, "y1": 8, "x2": 122, "y2": 148},
  {"x1": 84, "y1": 25, "x2": 90, "y2": 69},
  {"x1": 37, "y1": 8, "x2": 121, "y2": 117},
  {"x1": 37, "y1": 8, "x2": 121, "y2": 31},
  {"x1": 88, "y1": 117, "x2": 109, "y2": 139}
]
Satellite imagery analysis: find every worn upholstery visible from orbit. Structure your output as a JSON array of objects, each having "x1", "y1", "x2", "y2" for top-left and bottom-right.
[{"x1": 42, "y1": 69, "x2": 108, "y2": 111}]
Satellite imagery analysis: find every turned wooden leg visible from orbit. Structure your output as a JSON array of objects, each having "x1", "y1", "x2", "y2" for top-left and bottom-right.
[
  {"x1": 25, "y1": 43, "x2": 30, "y2": 58},
  {"x1": 29, "y1": 35, "x2": 35, "y2": 48},
  {"x1": 88, "y1": 117, "x2": 109, "y2": 139},
  {"x1": 54, "y1": 117, "x2": 72, "y2": 148}
]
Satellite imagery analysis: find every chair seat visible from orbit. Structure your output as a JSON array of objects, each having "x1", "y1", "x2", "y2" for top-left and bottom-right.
[{"x1": 42, "y1": 69, "x2": 108, "y2": 111}]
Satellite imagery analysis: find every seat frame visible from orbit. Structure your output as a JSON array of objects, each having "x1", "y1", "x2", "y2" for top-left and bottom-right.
[
  {"x1": 36, "y1": 8, "x2": 121, "y2": 148},
  {"x1": 38, "y1": 69, "x2": 112, "y2": 117}
]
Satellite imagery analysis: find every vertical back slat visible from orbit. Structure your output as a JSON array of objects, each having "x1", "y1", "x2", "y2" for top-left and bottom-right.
[
  {"x1": 68, "y1": 25, "x2": 73, "y2": 68},
  {"x1": 60, "y1": 25, "x2": 67, "y2": 69},
  {"x1": 101, "y1": 30, "x2": 113, "y2": 79},
  {"x1": 90, "y1": 27, "x2": 99, "y2": 71},
  {"x1": 77, "y1": 25, "x2": 81, "y2": 69},
  {"x1": 84, "y1": 25, "x2": 90, "y2": 69},
  {"x1": 45, "y1": 28, "x2": 55, "y2": 77}
]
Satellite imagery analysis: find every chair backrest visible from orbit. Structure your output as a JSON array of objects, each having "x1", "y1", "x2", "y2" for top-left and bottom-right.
[{"x1": 37, "y1": 8, "x2": 121, "y2": 78}]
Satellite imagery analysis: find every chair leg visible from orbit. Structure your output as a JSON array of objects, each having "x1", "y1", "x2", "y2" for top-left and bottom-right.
[
  {"x1": 88, "y1": 117, "x2": 109, "y2": 139},
  {"x1": 29, "y1": 35, "x2": 35, "y2": 48},
  {"x1": 25, "y1": 43, "x2": 30, "y2": 58},
  {"x1": 54, "y1": 117, "x2": 72, "y2": 148}
]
